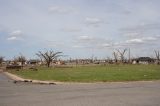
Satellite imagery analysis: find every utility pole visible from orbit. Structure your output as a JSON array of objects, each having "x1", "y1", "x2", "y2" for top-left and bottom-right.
[{"x1": 128, "y1": 48, "x2": 131, "y2": 63}]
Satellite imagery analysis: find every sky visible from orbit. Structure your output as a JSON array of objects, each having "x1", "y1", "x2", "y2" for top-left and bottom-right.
[{"x1": 0, "y1": 0, "x2": 160, "y2": 60}]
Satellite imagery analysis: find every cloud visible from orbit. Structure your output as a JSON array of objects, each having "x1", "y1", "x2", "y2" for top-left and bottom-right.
[
  {"x1": 45, "y1": 40, "x2": 65, "y2": 48},
  {"x1": 101, "y1": 43, "x2": 112, "y2": 47},
  {"x1": 123, "y1": 32, "x2": 140, "y2": 38},
  {"x1": 72, "y1": 45, "x2": 84, "y2": 48},
  {"x1": 62, "y1": 27, "x2": 81, "y2": 32},
  {"x1": 155, "y1": 35, "x2": 160, "y2": 38},
  {"x1": 78, "y1": 35, "x2": 93, "y2": 41},
  {"x1": 126, "y1": 38, "x2": 144, "y2": 44},
  {"x1": 135, "y1": 2, "x2": 160, "y2": 21},
  {"x1": 48, "y1": 6, "x2": 74, "y2": 14},
  {"x1": 106, "y1": 36, "x2": 159, "y2": 49},
  {"x1": 7, "y1": 36, "x2": 17, "y2": 41},
  {"x1": 7, "y1": 30, "x2": 23, "y2": 41},
  {"x1": 85, "y1": 17, "x2": 103, "y2": 27},
  {"x1": 9, "y1": 30, "x2": 23, "y2": 36},
  {"x1": 142, "y1": 37, "x2": 157, "y2": 41},
  {"x1": 77, "y1": 35, "x2": 106, "y2": 44},
  {"x1": 121, "y1": 23, "x2": 160, "y2": 41},
  {"x1": 125, "y1": 36, "x2": 157, "y2": 45},
  {"x1": 74, "y1": 35, "x2": 113, "y2": 49},
  {"x1": 121, "y1": 23, "x2": 160, "y2": 33}
]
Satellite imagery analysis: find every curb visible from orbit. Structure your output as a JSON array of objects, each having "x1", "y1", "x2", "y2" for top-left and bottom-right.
[{"x1": 3, "y1": 72, "x2": 57, "y2": 85}]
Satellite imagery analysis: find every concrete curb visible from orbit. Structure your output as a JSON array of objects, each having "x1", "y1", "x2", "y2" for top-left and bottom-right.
[{"x1": 4, "y1": 72, "x2": 57, "y2": 85}]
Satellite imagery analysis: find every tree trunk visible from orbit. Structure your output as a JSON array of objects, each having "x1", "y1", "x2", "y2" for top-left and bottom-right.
[{"x1": 47, "y1": 62, "x2": 50, "y2": 67}]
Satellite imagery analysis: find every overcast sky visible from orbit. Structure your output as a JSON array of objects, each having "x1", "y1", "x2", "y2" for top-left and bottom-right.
[{"x1": 0, "y1": 0, "x2": 160, "y2": 59}]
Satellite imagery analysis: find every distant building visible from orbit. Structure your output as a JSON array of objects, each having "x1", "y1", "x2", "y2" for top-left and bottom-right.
[
  {"x1": 132, "y1": 57, "x2": 154, "y2": 64},
  {"x1": 27, "y1": 60, "x2": 41, "y2": 65}
]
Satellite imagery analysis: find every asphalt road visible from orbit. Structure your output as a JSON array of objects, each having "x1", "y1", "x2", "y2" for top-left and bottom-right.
[{"x1": 0, "y1": 72, "x2": 160, "y2": 106}]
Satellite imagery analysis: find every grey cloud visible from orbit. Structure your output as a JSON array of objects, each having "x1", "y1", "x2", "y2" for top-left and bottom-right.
[
  {"x1": 74, "y1": 35, "x2": 113, "y2": 49},
  {"x1": 78, "y1": 36, "x2": 93, "y2": 41},
  {"x1": 48, "y1": 6, "x2": 75, "y2": 14},
  {"x1": 45, "y1": 40, "x2": 65, "y2": 47},
  {"x1": 107, "y1": 36, "x2": 159, "y2": 49},
  {"x1": 123, "y1": 36, "x2": 158, "y2": 46},
  {"x1": 121, "y1": 23, "x2": 160, "y2": 32},
  {"x1": 121, "y1": 23, "x2": 160, "y2": 43},
  {"x1": 61, "y1": 27, "x2": 81, "y2": 32},
  {"x1": 122, "y1": 32, "x2": 140, "y2": 38},
  {"x1": 85, "y1": 17, "x2": 104, "y2": 27}
]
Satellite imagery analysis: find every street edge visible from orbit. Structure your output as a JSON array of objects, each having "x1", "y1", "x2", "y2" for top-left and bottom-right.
[{"x1": 3, "y1": 72, "x2": 58, "y2": 85}]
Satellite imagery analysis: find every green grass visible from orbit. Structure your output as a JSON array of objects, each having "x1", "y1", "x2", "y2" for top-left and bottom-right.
[{"x1": 9, "y1": 64, "x2": 160, "y2": 82}]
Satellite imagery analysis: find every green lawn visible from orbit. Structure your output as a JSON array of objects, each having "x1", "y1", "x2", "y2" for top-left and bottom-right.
[{"x1": 9, "y1": 64, "x2": 160, "y2": 82}]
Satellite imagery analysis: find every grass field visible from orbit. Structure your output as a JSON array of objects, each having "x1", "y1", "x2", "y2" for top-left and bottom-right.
[{"x1": 9, "y1": 64, "x2": 160, "y2": 82}]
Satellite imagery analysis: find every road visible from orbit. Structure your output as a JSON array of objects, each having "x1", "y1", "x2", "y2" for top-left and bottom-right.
[{"x1": 0, "y1": 72, "x2": 160, "y2": 106}]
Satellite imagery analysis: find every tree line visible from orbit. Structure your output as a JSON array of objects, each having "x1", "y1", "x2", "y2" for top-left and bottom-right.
[{"x1": 0, "y1": 49, "x2": 160, "y2": 68}]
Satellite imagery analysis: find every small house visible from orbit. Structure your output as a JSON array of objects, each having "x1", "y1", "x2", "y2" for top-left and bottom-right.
[{"x1": 132, "y1": 57, "x2": 154, "y2": 64}]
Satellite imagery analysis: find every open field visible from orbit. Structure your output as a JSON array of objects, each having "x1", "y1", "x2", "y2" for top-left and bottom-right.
[{"x1": 9, "y1": 64, "x2": 160, "y2": 82}]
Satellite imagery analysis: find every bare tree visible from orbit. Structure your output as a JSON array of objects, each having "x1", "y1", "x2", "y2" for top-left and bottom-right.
[
  {"x1": 117, "y1": 49, "x2": 127, "y2": 63},
  {"x1": 14, "y1": 54, "x2": 26, "y2": 68},
  {"x1": 113, "y1": 51, "x2": 118, "y2": 63},
  {"x1": 36, "y1": 50, "x2": 62, "y2": 67},
  {"x1": 154, "y1": 50, "x2": 160, "y2": 65},
  {"x1": 0, "y1": 56, "x2": 4, "y2": 66}
]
